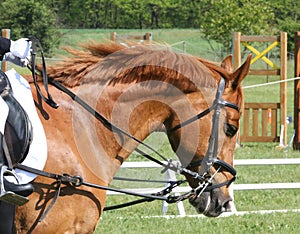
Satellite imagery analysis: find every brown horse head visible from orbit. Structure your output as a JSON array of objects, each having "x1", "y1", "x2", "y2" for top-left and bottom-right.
[{"x1": 164, "y1": 54, "x2": 251, "y2": 216}]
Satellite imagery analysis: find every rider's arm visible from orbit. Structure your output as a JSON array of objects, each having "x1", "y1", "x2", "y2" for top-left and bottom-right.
[
  {"x1": 0, "y1": 37, "x2": 11, "y2": 60},
  {"x1": 0, "y1": 37, "x2": 31, "y2": 67}
]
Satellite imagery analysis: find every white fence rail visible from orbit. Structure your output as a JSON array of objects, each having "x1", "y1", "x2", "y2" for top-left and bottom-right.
[
  {"x1": 108, "y1": 158, "x2": 300, "y2": 194},
  {"x1": 120, "y1": 158, "x2": 300, "y2": 168},
  {"x1": 107, "y1": 158, "x2": 300, "y2": 215}
]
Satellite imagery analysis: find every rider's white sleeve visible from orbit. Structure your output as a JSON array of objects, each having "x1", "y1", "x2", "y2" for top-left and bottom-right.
[{"x1": 9, "y1": 38, "x2": 31, "y2": 59}]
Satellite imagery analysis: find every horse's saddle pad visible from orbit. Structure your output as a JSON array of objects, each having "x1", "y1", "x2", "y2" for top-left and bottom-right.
[{"x1": 0, "y1": 70, "x2": 33, "y2": 164}]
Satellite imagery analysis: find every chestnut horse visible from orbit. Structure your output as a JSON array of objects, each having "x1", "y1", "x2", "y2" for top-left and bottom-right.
[{"x1": 14, "y1": 41, "x2": 251, "y2": 233}]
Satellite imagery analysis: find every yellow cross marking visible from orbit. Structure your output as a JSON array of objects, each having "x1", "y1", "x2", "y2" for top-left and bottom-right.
[{"x1": 242, "y1": 41, "x2": 279, "y2": 69}]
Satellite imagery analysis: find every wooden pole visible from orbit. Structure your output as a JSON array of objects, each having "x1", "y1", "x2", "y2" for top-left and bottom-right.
[
  {"x1": 183, "y1": 41, "x2": 186, "y2": 53},
  {"x1": 110, "y1": 32, "x2": 117, "y2": 42},
  {"x1": 1, "y1": 29, "x2": 10, "y2": 71},
  {"x1": 233, "y1": 32, "x2": 242, "y2": 145},
  {"x1": 280, "y1": 32, "x2": 287, "y2": 145},
  {"x1": 294, "y1": 32, "x2": 300, "y2": 149},
  {"x1": 145, "y1": 32, "x2": 152, "y2": 42},
  {"x1": 233, "y1": 32, "x2": 241, "y2": 70}
]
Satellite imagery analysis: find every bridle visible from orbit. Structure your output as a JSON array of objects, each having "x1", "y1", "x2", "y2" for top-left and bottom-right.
[
  {"x1": 16, "y1": 38, "x2": 240, "y2": 214},
  {"x1": 177, "y1": 77, "x2": 238, "y2": 197}
]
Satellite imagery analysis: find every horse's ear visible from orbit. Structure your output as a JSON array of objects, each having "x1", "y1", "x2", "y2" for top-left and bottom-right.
[
  {"x1": 230, "y1": 54, "x2": 252, "y2": 90},
  {"x1": 221, "y1": 54, "x2": 233, "y2": 73}
]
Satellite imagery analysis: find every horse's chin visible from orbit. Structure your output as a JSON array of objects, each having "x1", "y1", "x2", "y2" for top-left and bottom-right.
[{"x1": 189, "y1": 191, "x2": 233, "y2": 217}]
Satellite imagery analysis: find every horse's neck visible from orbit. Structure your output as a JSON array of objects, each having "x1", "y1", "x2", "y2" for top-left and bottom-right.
[
  {"x1": 28, "y1": 83, "x2": 115, "y2": 185},
  {"x1": 94, "y1": 84, "x2": 174, "y2": 164},
  {"x1": 35, "y1": 80, "x2": 209, "y2": 184},
  {"x1": 34, "y1": 82, "x2": 170, "y2": 184}
]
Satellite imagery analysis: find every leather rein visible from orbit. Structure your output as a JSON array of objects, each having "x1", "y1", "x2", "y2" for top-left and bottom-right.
[{"x1": 16, "y1": 38, "x2": 238, "y2": 213}]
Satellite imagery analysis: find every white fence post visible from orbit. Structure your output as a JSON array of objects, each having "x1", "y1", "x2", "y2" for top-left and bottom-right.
[{"x1": 162, "y1": 169, "x2": 186, "y2": 216}]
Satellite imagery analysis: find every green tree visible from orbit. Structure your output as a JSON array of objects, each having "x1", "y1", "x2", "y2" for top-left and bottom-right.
[
  {"x1": 1, "y1": 0, "x2": 297, "y2": 55},
  {"x1": 272, "y1": 0, "x2": 300, "y2": 51},
  {"x1": 0, "y1": 0, "x2": 60, "y2": 56},
  {"x1": 199, "y1": 0, "x2": 275, "y2": 56},
  {"x1": 166, "y1": 0, "x2": 201, "y2": 28},
  {"x1": 53, "y1": 0, "x2": 92, "y2": 28}
]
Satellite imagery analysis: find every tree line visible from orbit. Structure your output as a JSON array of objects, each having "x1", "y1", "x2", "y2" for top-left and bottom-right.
[{"x1": 0, "y1": 0, "x2": 299, "y2": 55}]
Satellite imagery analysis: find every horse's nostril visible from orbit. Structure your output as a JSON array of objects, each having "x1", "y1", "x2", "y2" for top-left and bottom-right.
[{"x1": 222, "y1": 200, "x2": 235, "y2": 212}]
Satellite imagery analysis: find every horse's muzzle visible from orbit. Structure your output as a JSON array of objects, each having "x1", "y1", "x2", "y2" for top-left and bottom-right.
[{"x1": 188, "y1": 190, "x2": 232, "y2": 217}]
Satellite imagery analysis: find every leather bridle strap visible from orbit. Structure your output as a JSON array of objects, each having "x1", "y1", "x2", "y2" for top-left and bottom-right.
[
  {"x1": 169, "y1": 106, "x2": 215, "y2": 132},
  {"x1": 28, "y1": 36, "x2": 59, "y2": 109},
  {"x1": 170, "y1": 78, "x2": 238, "y2": 178},
  {"x1": 187, "y1": 157, "x2": 236, "y2": 180},
  {"x1": 169, "y1": 80, "x2": 239, "y2": 133},
  {"x1": 199, "y1": 78, "x2": 226, "y2": 176},
  {"x1": 49, "y1": 75, "x2": 237, "y2": 184}
]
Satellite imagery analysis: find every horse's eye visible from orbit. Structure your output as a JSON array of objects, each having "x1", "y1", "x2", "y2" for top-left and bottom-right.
[{"x1": 223, "y1": 123, "x2": 238, "y2": 138}]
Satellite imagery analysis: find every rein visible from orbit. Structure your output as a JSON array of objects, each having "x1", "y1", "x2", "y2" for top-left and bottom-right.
[
  {"x1": 28, "y1": 36, "x2": 59, "y2": 109},
  {"x1": 22, "y1": 38, "x2": 239, "y2": 213}
]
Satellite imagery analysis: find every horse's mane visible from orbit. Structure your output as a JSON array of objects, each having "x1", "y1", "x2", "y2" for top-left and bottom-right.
[{"x1": 46, "y1": 41, "x2": 231, "y2": 91}]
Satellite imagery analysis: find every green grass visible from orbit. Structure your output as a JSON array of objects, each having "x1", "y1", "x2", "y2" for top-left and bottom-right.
[
  {"x1": 53, "y1": 28, "x2": 223, "y2": 60},
  {"x1": 96, "y1": 212, "x2": 300, "y2": 234}
]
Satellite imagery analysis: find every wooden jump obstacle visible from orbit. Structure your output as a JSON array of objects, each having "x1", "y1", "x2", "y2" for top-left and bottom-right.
[
  {"x1": 233, "y1": 32, "x2": 287, "y2": 144},
  {"x1": 294, "y1": 32, "x2": 300, "y2": 150},
  {"x1": 241, "y1": 103, "x2": 280, "y2": 142},
  {"x1": 110, "y1": 32, "x2": 152, "y2": 44}
]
